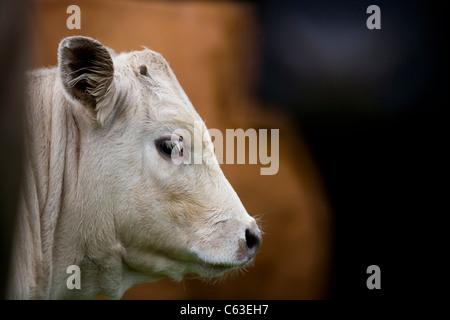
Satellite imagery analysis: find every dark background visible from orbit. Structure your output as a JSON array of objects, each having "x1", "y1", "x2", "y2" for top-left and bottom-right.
[
  {"x1": 1, "y1": 0, "x2": 445, "y2": 300},
  {"x1": 0, "y1": 0, "x2": 29, "y2": 300},
  {"x1": 256, "y1": 0, "x2": 445, "y2": 299}
]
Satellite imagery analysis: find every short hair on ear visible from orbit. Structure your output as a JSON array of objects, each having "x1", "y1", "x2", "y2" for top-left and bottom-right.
[{"x1": 58, "y1": 36, "x2": 117, "y2": 125}]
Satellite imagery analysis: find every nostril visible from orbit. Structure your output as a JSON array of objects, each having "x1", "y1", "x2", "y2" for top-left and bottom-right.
[{"x1": 245, "y1": 228, "x2": 261, "y2": 251}]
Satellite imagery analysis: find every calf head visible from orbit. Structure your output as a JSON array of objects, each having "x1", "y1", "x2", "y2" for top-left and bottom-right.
[{"x1": 57, "y1": 36, "x2": 261, "y2": 288}]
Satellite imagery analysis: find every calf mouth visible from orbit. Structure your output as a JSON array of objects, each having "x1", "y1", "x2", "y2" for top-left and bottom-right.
[
  {"x1": 197, "y1": 262, "x2": 242, "y2": 277},
  {"x1": 193, "y1": 256, "x2": 256, "y2": 278},
  {"x1": 189, "y1": 224, "x2": 262, "y2": 278}
]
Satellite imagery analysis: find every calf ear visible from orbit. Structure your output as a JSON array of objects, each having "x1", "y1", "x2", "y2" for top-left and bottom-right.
[{"x1": 58, "y1": 36, "x2": 116, "y2": 124}]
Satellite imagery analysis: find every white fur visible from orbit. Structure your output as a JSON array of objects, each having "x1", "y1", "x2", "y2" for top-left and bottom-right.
[{"x1": 8, "y1": 37, "x2": 260, "y2": 299}]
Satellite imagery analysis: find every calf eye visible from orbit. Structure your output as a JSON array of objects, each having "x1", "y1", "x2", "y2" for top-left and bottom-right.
[{"x1": 156, "y1": 135, "x2": 184, "y2": 159}]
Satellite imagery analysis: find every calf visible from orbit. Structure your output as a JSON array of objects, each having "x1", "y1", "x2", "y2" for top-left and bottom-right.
[{"x1": 8, "y1": 36, "x2": 261, "y2": 299}]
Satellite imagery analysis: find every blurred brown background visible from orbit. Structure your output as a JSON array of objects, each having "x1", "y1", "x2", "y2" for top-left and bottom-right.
[
  {"x1": 27, "y1": 0, "x2": 332, "y2": 299},
  {"x1": 2, "y1": 0, "x2": 443, "y2": 301}
]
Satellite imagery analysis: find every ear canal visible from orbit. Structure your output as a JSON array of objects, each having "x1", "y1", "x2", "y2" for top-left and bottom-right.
[{"x1": 58, "y1": 36, "x2": 115, "y2": 122}]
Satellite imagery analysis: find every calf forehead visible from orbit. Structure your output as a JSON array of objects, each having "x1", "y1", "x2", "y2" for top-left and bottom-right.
[
  {"x1": 112, "y1": 49, "x2": 216, "y2": 161},
  {"x1": 114, "y1": 50, "x2": 201, "y2": 125},
  {"x1": 114, "y1": 49, "x2": 170, "y2": 76}
]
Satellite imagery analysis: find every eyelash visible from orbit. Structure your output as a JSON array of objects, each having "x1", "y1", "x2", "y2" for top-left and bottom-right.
[{"x1": 155, "y1": 135, "x2": 184, "y2": 159}]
